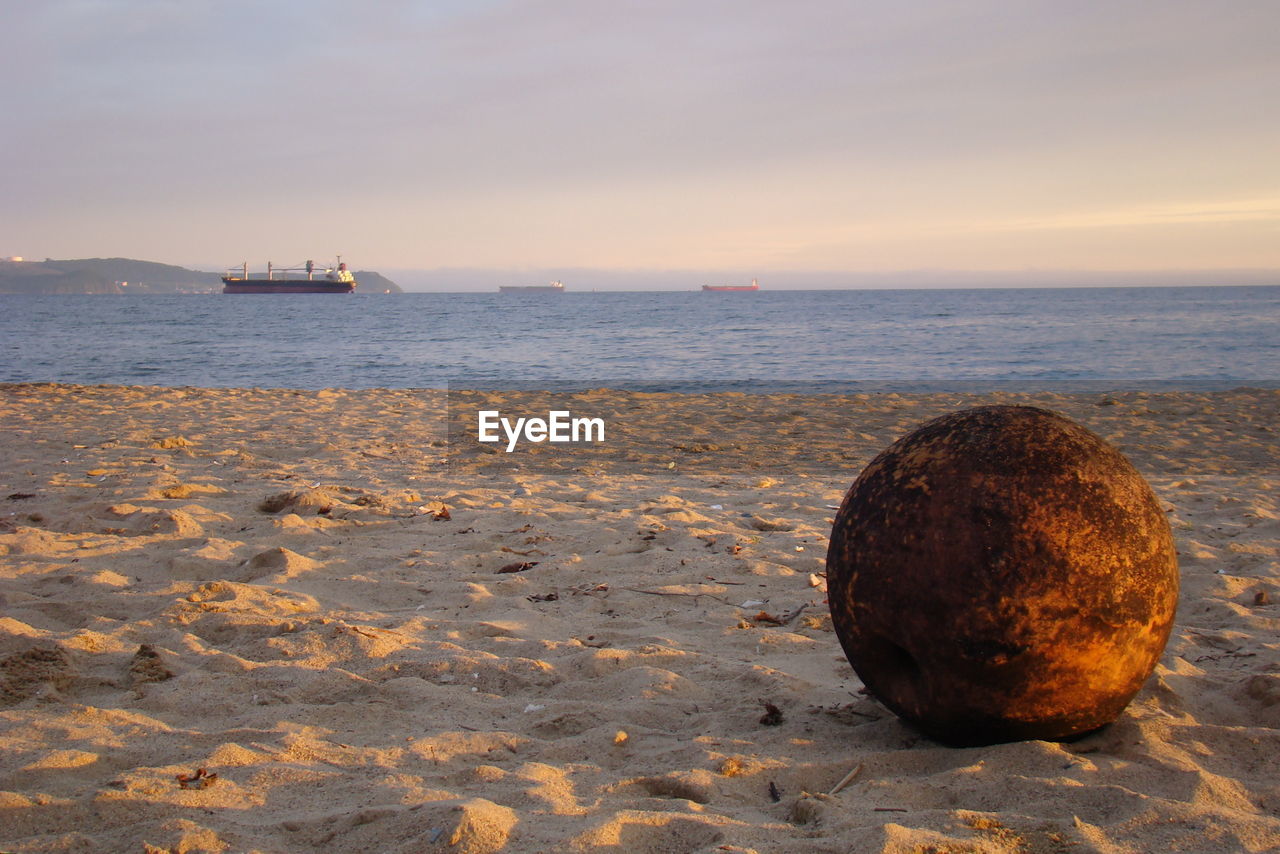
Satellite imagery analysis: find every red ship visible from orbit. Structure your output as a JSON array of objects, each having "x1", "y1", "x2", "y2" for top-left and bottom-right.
[
  {"x1": 222, "y1": 258, "x2": 356, "y2": 294},
  {"x1": 701, "y1": 278, "x2": 759, "y2": 292}
]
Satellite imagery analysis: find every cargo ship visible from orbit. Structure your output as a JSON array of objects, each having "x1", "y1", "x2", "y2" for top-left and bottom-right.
[
  {"x1": 222, "y1": 258, "x2": 357, "y2": 294},
  {"x1": 701, "y1": 278, "x2": 759, "y2": 292},
  {"x1": 499, "y1": 280, "x2": 565, "y2": 293}
]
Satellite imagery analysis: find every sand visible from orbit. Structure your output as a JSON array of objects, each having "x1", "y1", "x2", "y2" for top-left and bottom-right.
[{"x1": 1, "y1": 383, "x2": 1277, "y2": 853}]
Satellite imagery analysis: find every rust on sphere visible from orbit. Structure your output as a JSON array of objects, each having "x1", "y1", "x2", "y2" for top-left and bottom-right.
[{"x1": 826, "y1": 405, "x2": 1179, "y2": 746}]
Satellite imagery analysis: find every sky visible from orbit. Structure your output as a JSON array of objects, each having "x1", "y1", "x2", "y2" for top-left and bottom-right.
[{"x1": 4, "y1": 0, "x2": 1279, "y2": 283}]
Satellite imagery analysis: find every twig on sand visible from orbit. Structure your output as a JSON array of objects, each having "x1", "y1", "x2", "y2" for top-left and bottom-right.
[
  {"x1": 781, "y1": 603, "x2": 809, "y2": 625},
  {"x1": 620, "y1": 587, "x2": 735, "y2": 605},
  {"x1": 827, "y1": 763, "x2": 863, "y2": 796}
]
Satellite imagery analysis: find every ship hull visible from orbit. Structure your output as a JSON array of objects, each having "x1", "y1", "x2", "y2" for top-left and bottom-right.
[
  {"x1": 701, "y1": 285, "x2": 759, "y2": 292},
  {"x1": 498, "y1": 286, "x2": 564, "y2": 293},
  {"x1": 223, "y1": 278, "x2": 355, "y2": 294}
]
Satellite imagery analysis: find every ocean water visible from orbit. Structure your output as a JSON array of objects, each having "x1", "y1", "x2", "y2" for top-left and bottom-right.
[{"x1": 2, "y1": 286, "x2": 1278, "y2": 391}]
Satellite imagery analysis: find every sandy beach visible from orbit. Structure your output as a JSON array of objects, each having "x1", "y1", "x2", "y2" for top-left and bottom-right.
[{"x1": 1, "y1": 383, "x2": 1277, "y2": 853}]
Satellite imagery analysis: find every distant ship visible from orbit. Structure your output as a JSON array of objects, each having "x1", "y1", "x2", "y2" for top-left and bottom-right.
[
  {"x1": 222, "y1": 258, "x2": 356, "y2": 294},
  {"x1": 499, "y1": 280, "x2": 565, "y2": 293},
  {"x1": 702, "y1": 278, "x2": 759, "y2": 292}
]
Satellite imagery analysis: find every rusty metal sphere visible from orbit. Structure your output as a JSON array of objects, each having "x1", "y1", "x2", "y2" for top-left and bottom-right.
[{"x1": 826, "y1": 405, "x2": 1178, "y2": 746}]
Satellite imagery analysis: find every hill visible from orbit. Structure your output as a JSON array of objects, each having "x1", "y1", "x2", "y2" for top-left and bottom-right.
[
  {"x1": 352, "y1": 271, "x2": 404, "y2": 294},
  {"x1": 0, "y1": 258, "x2": 220, "y2": 294},
  {"x1": 0, "y1": 260, "x2": 116, "y2": 294}
]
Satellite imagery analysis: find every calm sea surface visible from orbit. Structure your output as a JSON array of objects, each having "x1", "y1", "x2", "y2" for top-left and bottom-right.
[{"x1": 2, "y1": 287, "x2": 1278, "y2": 391}]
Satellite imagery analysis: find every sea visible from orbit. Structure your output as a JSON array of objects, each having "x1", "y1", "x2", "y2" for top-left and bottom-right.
[{"x1": 2, "y1": 286, "x2": 1278, "y2": 392}]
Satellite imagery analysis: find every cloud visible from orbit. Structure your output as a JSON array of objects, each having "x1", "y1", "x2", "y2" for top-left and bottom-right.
[{"x1": 988, "y1": 198, "x2": 1280, "y2": 233}]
